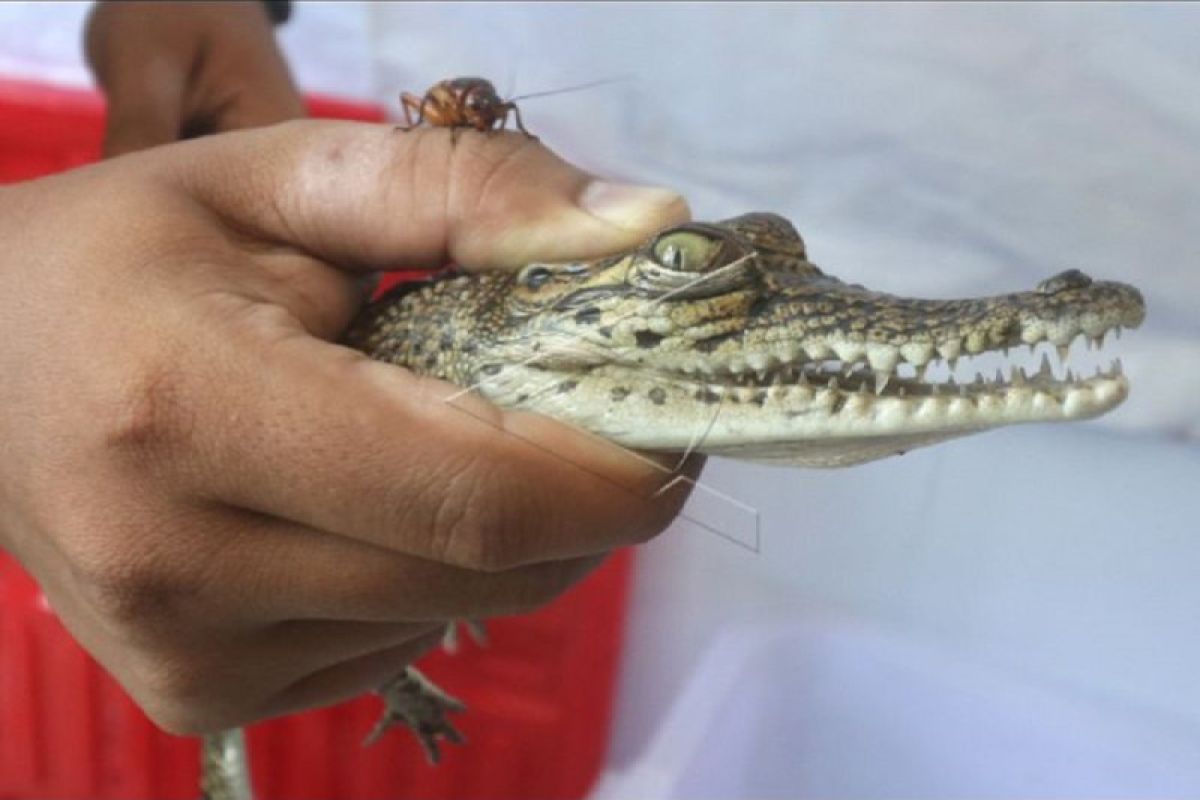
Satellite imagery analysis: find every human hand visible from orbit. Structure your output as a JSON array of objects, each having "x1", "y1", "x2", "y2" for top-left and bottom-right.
[
  {"x1": 85, "y1": 0, "x2": 304, "y2": 157},
  {"x1": 0, "y1": 122, "x2": 693, "y2": 734}
]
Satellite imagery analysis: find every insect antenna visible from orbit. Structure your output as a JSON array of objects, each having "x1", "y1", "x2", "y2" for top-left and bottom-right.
[{"x1": 506, "y1": 76, "x2": 630, "y2": 103}]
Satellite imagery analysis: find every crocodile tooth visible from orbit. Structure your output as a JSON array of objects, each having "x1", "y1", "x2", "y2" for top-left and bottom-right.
[
  {"x1": 874, "y1": 372, "x2": 891, "y2": 395},
  {"x1": 1083, "y1": 316, "x2": 1112, "y2": 337},
  {"x1": 747, "y1": 353, "x2": 770, "y2": 372},
  {"x1": 1037, "y1": 352, "x2": 1054, "y2": 379},
  {"x1": 804, "y1": 342, "x2": 832, "y2": 359},
  {"x1": 1012, "y1": 367, "x2": 1027, "y2": 386},
  {"x1": 867, "y1": 344, "x2": 899, "y2": 373},
  {"x1": 1048, "y1": 326, "x2": 1075, "y2": 347},
  {"x1": 778, "y1": 343, "x2": 803, "y2": 363},
  {"x1": 833, "y1": 341, "x2": 865, "y2": 364},
  {"x1": 938, "y1": 339, "x2": 962, "y2": 361},
  {"x1": 900, "y1": 341, "x2": 935, "y2": 366}
]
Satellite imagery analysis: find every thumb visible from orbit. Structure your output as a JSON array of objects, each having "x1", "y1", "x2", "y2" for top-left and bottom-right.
[{"x1": 178, "y1": 120, "x2": 691, "y2": 271}]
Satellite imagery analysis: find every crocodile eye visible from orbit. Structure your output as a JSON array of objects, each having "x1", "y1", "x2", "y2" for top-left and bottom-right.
[
  {"x1": 519, "y1": 265, "x2": 554, "y2": 290},
  {"x1": 630, "y1": 227, "x2": 754, "y2": 299},
  {"x1": 652, "y1": 231, "x2": 722, "y2": 272}
]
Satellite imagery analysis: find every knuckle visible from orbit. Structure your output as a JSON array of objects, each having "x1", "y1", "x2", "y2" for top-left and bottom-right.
[
  {"x1": 64, "y1": 523, "x2": 200, "y2": 636},
  {"x1": 102, "y1": 356, "x2": 191, "y2": 459},
  {"x1": 124, "y1": 650, "x2": 243, "y2": 736},
  {"x1": 430, "y1": 497, "x2": 507, "y2": 573},
  {"x1": 73, "y1": 556, "x2": 183, "y2": 632},
  {"x1": 457, "y1": 137, "x2": 540, "y2": 207},
  {"x1": 428, "y1": 463, "x2": 541, "y2": 572}
]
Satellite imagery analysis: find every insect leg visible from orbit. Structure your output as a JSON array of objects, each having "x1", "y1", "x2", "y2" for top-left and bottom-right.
[
  {"x1": 491, "y1": 106, "x2": 510, "y2": 133},
  {"x1": 506, "y1": 103, "x2": 538, "y2": 141},
  {"x1": 398, "y1": 92, "x2": 426, "y2": 132}
]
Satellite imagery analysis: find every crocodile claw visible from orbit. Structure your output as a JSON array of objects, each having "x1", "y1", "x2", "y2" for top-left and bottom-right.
[
  {"x1": 363, "y1": 667, "x2": 466, "y2": 764},
  {"x1": 441, "y1": 619, "x2": 489, "y2": 654}
]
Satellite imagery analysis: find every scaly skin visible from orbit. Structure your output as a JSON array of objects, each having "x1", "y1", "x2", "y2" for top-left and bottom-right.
[
  {"x1": 203, "y1": 212, "x2": 1146, "y2": 798},
  {"x1": 348, "y1": 212, "x2": 1145, "y2": 466}
]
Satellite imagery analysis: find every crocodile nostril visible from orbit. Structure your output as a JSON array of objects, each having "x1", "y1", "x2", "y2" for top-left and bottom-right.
[{"x1": 1036, "y1": 269, "x2": 1093, "y2": 295}]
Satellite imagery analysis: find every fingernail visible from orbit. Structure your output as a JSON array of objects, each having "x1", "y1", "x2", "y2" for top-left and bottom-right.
[{"x1": 579, "y1": 180, "x2": 687, "y2": 230}]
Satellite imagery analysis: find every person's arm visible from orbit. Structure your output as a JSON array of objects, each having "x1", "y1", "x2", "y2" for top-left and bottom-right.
[{"x1": 84, "y1": 0, "x2": 304, "y2": 157}]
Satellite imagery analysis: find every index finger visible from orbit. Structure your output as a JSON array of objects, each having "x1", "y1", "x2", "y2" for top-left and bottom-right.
[{"x1": 169, "y1": 309, "x2": 694, "y2": 571}]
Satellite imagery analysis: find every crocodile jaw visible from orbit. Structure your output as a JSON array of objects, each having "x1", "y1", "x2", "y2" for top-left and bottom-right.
[
  {"x1": 472, "y1": 272, "x2": 1143, "y2": 467},
  {"x1": 474, "y1": 356, "x2": 1129, "y2": 467}
]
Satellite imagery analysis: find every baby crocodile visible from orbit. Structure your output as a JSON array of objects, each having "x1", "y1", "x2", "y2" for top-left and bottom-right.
[
  {"x1": 202, "y1": 211, "x2": 1145, "y2": 798},
  {"x1": 349, "y1": 211, "x2": 1144, "y2": 467}
]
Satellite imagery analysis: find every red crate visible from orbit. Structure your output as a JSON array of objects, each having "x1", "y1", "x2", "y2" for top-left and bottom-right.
[{"x1": 0, "y1": 78, "x2": 633, "y2": 800}]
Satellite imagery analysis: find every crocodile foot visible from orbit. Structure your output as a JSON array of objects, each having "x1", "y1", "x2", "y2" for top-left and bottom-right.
[{"x1": 363, "y1": 666, "x2": 466, "y2": 764}]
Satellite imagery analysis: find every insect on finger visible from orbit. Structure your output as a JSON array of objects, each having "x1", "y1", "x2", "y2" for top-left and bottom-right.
[{"x1": 393, "y1": 75, "x2": 624, "y2": 141}]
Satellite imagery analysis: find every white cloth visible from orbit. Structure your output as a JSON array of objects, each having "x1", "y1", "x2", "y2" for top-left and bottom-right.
[{"x1": 366, "y1": 2, "x2": 1200, "y2": 440}]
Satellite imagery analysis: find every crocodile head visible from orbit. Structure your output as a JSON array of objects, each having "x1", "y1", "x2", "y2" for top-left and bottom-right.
[{"x1": 350, "y1": 213, "x2": 1145, "y2": 467}]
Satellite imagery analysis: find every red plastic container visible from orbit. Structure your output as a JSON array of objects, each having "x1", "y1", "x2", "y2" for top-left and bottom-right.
[{"x1": 0, "y1": 78, "x2": 633, "y2": 800}]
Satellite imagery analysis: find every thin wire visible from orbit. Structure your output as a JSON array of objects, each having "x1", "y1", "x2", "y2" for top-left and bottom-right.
[{"x1": 508, "y1": 76, "x2": 629, "y2": 102}]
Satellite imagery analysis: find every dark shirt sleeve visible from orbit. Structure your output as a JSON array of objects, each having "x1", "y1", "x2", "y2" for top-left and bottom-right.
[{"x1": 261, "y1": 0, "x2": 292, "y2": 25}]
